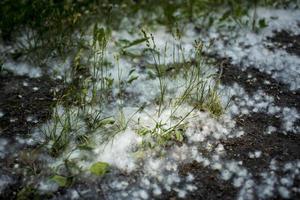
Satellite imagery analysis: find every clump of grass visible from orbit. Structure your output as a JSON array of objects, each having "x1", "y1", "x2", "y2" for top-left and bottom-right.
[
  {"x1": 142, "y1": 30, "x2": 167, "y2": 117},
  {"x1": 1, "y1": 0, "x2": 295, "y2": 69},
  {"x1": 16, "y1": 186, "x2": 45, "y2": 200},
  {"x1": 200, "y1": 82, "x2": 224, "y2": 117},
  {"x1": 190, "y1": 41, "x2": 224, "y2": 117},
  {"x1": 125, "y1": 33, "x2": 225, "y2": 149},
  {"x1": 136, "y1": 109, "x2": 193, "y2": 148},
  {"x1": 38, "y1": 28, "x2": 225, "y2": 172},
  {"x1": 37, "y1": 24, "x2": 115, "y2": 160},
  {"x1": 41, "y1": 106, "x2": 80, "y2": 157}
]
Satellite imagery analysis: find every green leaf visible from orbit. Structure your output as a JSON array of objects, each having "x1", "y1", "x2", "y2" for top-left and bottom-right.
[
  {"x1": 132, "y1": 150, "x2": 145, "y2": 159},
  {"x1": 90, "y1": 162, "x2": 109, "y2": 176},
  {"x1": 117, "y1": 39, "x2": 130, "y2": 46},
  {"x1": 97, "y1": 117, "x2": 115, "y2": 127},
  {"x1": 146, "y1": 69, "x2": 156, "y2": 79},
  {"x1": 258, "y1": 18, "x2": 268, "y2": 28},
  {"x1": 127, "y1": 75, "x2": 139, "y2": 84},
  {"x1": 16, "y1": 186, "x2": 40, "y2": 200},
  {"x1": 219, "y1": 10, "x2": 231, "y2": 22},
  {"x1": 128, "y1": 69, "x2": 136, "y2": 76},
  {"x1": 137, "y1": 128, "x2": 149, "y2": 136},
  {"x1": 77, "y1": 143, "x2": 94, "y2": 151},
  {"x1": 122, "y1": 38, "x2": 148, "y2": 49},
  {"x1": 105, "y1": 77, "x2": 114, "y2": 88},
  {"x1": 51, "y1": 175, "x2": 68, "y2": 187},
  {"x1": 175, "y1": 131, "x2": 184, "y2": 142}
]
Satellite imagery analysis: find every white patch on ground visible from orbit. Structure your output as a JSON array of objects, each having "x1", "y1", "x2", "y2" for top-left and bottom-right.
[
  {"x1": 38, "y1": 179, "x2": 59, "y2": 193},
  {"x1": 266, "y1": 126, "x2": 277, "y2": 135},
  {"x1": 0, "y1": 139, "x2": 8, "y2": 159},
  {"x1": 282, "y1": 107, "x2": 300, "y2": 133},
  {"x1": 0, "y1": 111, "x2": 4, "y2": 118},
  {"x1": 94, "y1": 128, "x2": 141, "y2": 172},
  {"x1": 207, "y1": 8, "x2": 300, "y2": 90},
  {"x1": 26, "y1": 116, "x2": 38, "y2": 123},
  {"x1": 2, "y1": 62, "x2": 42, "y2": 78},
  {"x1": 0, "y1": 175, "x2": 13, "y2": 193},
  {"x1": 32, "y1": 87, "x2": 39, "y2": 91},
  {"x1": 249, "y1": 150, "x2": 262, "y2": 159},
  {"x1": 223, "y1": 83, "x2": 300, "y2": 134},
  {"x1": 224, "y1": 84, "x2": 276, "y2": 116}
]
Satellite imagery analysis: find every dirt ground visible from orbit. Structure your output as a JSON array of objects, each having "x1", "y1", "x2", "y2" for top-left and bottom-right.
[{"x1": 0, "y1": 71, "x2": 59, "y2": 199}]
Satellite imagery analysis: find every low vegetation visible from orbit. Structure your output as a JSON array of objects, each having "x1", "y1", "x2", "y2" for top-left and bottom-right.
[{"x1": 0, "y1": 0, "x2": 299, "y2": 198}]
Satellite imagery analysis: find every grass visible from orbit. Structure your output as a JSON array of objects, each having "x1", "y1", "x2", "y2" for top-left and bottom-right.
[
  {"x1": 37, "y1": 24, "x2": 114, "y2": 158},
  {"x1": 37, "y1": 28, "x2": 223, "y2": 162},
  {"x1": 136, "y1": 108, "x2": 193, "y2": 148},
  {"x1": 1, "y1": 0, "x2": 298, "y2": 67},
  {"x1": 1, "y1": 0, "x2": 298, "y2": 195},
  {"x1": 142, "y1": 30, "x2": 167, "y2": 116},
  {"x1": 41, "y1": 106, "x2": 79, "y2": 157},
  {"x1": 42, "y1": 22, "x2": 224, "y2": 155},
  {"x1": 132, "y1": 35, "x2": 224, "y2": 148}
]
